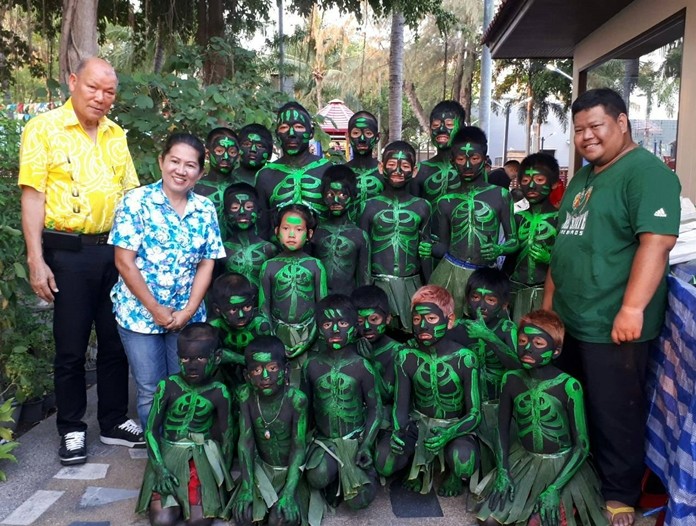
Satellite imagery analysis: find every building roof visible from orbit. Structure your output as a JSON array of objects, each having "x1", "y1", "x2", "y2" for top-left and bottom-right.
[
  {"x1": 317, "y1": 99, "x2": 354, "y2": 133},
  {"x1": 483, "y1": 0, "x2": 635, "y2": 58}
]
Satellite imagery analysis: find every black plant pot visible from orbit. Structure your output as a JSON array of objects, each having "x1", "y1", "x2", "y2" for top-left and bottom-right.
[
  {"x1": 42, "y1": 392, "x2": 56, "y2": 413},
  {"x1": 20, "y1": 398, "x2": 44, "y2": 424}
]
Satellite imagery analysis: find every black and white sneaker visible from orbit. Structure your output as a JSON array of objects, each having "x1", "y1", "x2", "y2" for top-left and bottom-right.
[
  {"x1": 100, "y1": 419, "x2": 146, "y2": 448},
  {"x1": 59, "y1": 431, "x2": 87, "y2": 465}
]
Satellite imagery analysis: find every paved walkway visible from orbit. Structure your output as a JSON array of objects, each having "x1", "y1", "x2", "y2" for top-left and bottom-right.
[{"x1": 0, "y1": 383, "x2": 659, "y2": 526}]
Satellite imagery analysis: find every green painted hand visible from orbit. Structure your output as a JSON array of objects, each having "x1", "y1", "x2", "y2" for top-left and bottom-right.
[
  {"x1": 480, "y1": 242, "x2": 504, "y2": 260},
  {"x1": 230, "y1": 488, "x2": 253, "y2": 525},
  {"x1": 528, "y1": 243, "x2": 551, "y2": 264},
  {"x1": 277, "y1": 492, "x2": 300, "y2": 524},
  {"x1": 418, "y1": 241, "x2": 433, "y2": 258},
  {"x1": 390, "y1": 429, "x2": 407, "y2": 454},
  {"x1": 153, "y1": 464, "x2": 179, "y2": 497},
  {"x1": 424, "y1": 425, "x2": 455, "y2": 454},
  {"x1": 536, "y1": 486, "x2": 561, "y2": 526},
  {"x1": 488, "y1": 469, "x2": 514, "y2": 511},
  {"x1": 466, "y1": 312, "x2": 494, "y2": 341}
]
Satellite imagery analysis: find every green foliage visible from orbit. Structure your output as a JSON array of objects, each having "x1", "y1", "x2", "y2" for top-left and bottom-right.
[
  {"x1": 0, "y1": 398, "x2": 19, "y2": 481},
  {"x1": 0, "y1": 111, "x2": 29, "y2": 331},
  {"x1": 0, "y1": 27, "x2": 46, "y2": 88},
  {"x1": 2, "y1": 343, "x2": 53, "y2": 403},
  {"x1": 0, "y1": 302, "x2": 54, "y2": 403},
  {"x1": 111, "y1": 41, "x2": 288, "y2": 183},
  {"x1": 494, "y1": 59, "x2": 573, "y2": 129}
]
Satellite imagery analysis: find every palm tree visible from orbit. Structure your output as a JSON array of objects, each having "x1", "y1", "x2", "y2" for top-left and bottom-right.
[{"x1": 494, "y1": 59, "x2": 572, "y2": 153}]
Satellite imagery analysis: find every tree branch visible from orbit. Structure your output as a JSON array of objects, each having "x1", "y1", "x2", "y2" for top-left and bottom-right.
[{"x1": 403, "y1": 81, "x2": 429, "y2": 135}]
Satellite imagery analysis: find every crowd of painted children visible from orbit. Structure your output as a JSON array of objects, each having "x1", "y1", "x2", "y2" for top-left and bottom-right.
[{"x1": 136, "y1": 99, "x2": 610, "y2": 526}]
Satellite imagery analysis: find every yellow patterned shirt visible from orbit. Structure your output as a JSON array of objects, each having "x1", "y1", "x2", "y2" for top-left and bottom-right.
[{"x1": 18, "y1": 98, "x2": 139, "y2": 234}]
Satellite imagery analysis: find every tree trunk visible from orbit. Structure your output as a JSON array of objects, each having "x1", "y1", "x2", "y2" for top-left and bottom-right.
[
  {"x1": 525, "y1": 87, "x2": 533, "y2": 155},
  {"x1": 153, "y1": 19, "x2": 165, "y2": 74},
  {"x1": 451, "y1": 30, "x2": 465, "y2": 103},
  {"x1": 404, "y1": 81, "x2": 429, "y2": 135},
  {"x1": 59, "y1": 0, "x2": 98, "y2": 86},
  {"x1": 388, "y1": 11, "x2": 405, "y2": 142},
  {"x1": 198, "y1": 0, "x2": 227, "y2": 85},
  {"x1": 460, "y1": 44, "x2": 476, "y2": 122}
]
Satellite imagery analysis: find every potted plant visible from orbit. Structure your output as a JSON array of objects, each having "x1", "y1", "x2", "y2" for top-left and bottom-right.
[{"x1": 0, "y1": 305, "x2": 55, "y2": 423}]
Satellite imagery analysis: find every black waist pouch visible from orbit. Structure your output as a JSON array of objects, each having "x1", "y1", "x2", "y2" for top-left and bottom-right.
[{"x1": 42, "y1": 230, "x2": 82, "y2": 251}]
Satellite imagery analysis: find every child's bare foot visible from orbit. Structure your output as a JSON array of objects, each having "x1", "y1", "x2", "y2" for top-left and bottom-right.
[
  {"x1": 437, "y1": 472, "x2": 464, "y2": 497},
  {"x1": 604, "y1": 501, "x2": 634, "y2": 526},
  {"x1": 402, "y1": 476, "x2": 423, "y2": 493}
]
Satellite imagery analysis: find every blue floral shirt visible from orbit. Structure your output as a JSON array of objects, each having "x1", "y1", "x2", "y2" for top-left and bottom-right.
[{"x1": 109, "y1": 180, "x2": 226, "y2": 334}]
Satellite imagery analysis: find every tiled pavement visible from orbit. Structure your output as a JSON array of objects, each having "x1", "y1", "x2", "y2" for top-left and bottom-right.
[{"x1": 0, "y1": 383, "x2": 659, "y2": 526}]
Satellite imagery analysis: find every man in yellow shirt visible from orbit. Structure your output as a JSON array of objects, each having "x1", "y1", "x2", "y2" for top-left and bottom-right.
[{"x1": 19, "y1": 57, "x2": 143, "y2": 465}]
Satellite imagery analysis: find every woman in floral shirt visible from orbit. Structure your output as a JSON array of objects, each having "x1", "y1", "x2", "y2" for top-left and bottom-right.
[{"x1": 109, "y1": 132, "x2": 226, "y2": 428}]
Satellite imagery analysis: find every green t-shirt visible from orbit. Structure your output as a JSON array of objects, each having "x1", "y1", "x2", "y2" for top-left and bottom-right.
[{"x1": 551, "y1": 147, "x2": 681, "y2": 343}]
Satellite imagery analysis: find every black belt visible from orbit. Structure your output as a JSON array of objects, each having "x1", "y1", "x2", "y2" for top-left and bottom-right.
[
  {"x1": 80, "y1": 233, "x2": 110, "y2": 245},
  {"x1": 42, "y1": 230, "x2": 110, "y2": 250}
]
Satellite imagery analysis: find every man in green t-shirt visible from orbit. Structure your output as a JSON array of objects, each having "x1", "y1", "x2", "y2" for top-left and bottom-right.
[{"x1": 543, "y1": 88, "x2": 680, "y2": 526}]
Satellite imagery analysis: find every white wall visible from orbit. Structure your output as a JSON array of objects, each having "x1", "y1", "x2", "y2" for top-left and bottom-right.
[{"x1": 484, "y1": 108, "x2": 572, "y2": 168}]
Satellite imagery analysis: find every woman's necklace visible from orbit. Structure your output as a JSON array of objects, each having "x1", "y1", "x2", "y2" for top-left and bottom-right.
[{"x1": 255, "y1": 389, "x2": 286, "y2": 440}]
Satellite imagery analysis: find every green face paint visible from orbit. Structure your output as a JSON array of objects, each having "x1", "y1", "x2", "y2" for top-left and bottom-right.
[
  {"x1": 277, "y1": 213, "x2": 308, "y2": 252},
  {"x1": 349, "y1": 117, "x2": 379, "y2": 154},
  {"x1": 383, "y1": 149, "x2": 415, "y2": 188},
  {"x1": 252, "y1": 352, "x2": 273, "y2": 362},
  {"x1": 239, "y1": 131, "x2": 271, "y2": 168},
  {"x1": 356, "y1": 307, "x2": 388, "y2": 342},
  {"x1": 520, "y1": 167, "x2": 552, "y2": 204},
  {"x1": 209, "y1": 135, "x2": 238, "y2": 174},
  {"x1": 277, "y1": 108, "x2": 312, "y2": 155},
  {"x1": 430, "y1": 111, "x2": 461, "y2": 149},
  {"x1": 223, "y1": 295, "x2": 256, "y2": 328},
  {"x1": 467, "y1": 287, "x2": 503, "y2": 322},
  {"x1": 318, "y1": 308, "x2": 356, "y2": 349},
  {"x1": 452, "y1": 141, "x2": 485, "y2": 182},
  {"x1": 225, "y1": 192, "x2": 259, "y2": 231},
  {"x1": 412, "y1": 302, "x2": 449, "y2": 346},
  {"x1": 517, "y1": 323, "x2": 556, "y2": 369},
  {"x1": 229, "y1": 295, "x2": 248, "y2": 305}
]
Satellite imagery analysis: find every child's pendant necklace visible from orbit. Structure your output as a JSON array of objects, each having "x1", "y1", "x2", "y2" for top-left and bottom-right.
[{"x1": 255, "y1": 391, "x2": 286, "y2": 440}]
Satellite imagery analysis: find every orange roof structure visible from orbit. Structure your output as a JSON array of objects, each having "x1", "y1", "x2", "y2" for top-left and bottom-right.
[{"x1": 317, "y1": 99, "x2": 354, "y2": 134}]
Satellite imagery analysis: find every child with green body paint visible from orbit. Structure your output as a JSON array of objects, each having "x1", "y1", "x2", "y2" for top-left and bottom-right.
[
  {"x1": 344, "y1": 111, "x2": 384, "y2": 220},
  {"x1": 222, "y1": 183, "x2": 278, "y2": 287},
  {"x1": 208, "y1": 272, "x2": 273, "y2": 390},
  {"x1": 350, "y1": 285, "x2": 403, "y2": 421},
  {"x1": 411, "y1": 100, "x2": 466, "y2": 205},
  {"x1": 195, "y1": 127, "x2": 240, "y2": 238},
  {"x1": 359, "y1": 140, "x2": 432, "y2": 333},
  {"x1": 375, "y1": 285, "x2": 480, "y2": 498},
  {"x1": 502, "y1": 153, "x2": 560, "y2": 325},
  {"x1": 311, "y1": 165, "x2": 371, "y2": 295},
  {"x1": 255, "y1": 101, "x2": 333, "y2": 237},
  {"x1": 136, "y1": 323, "x2": 234, "y2": 526},
  {"x1": 229, "y1": 336, "x2": 316, "y2": 526},
  {"x1": 447, "y1": 268, "x2": 520, "y2": 480},
  {"x1": 260, "y1": 204, "x2": 327, "y2": 383},
  {"x1": 230, "y1": 124, "x2": 273, "y2": 187},
  {"x1": 476, "y1": 310, "x2": 607, "y2": 526},
  {"x1": 302, "y1": 294, "x2": 381, "y2": 511}
]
